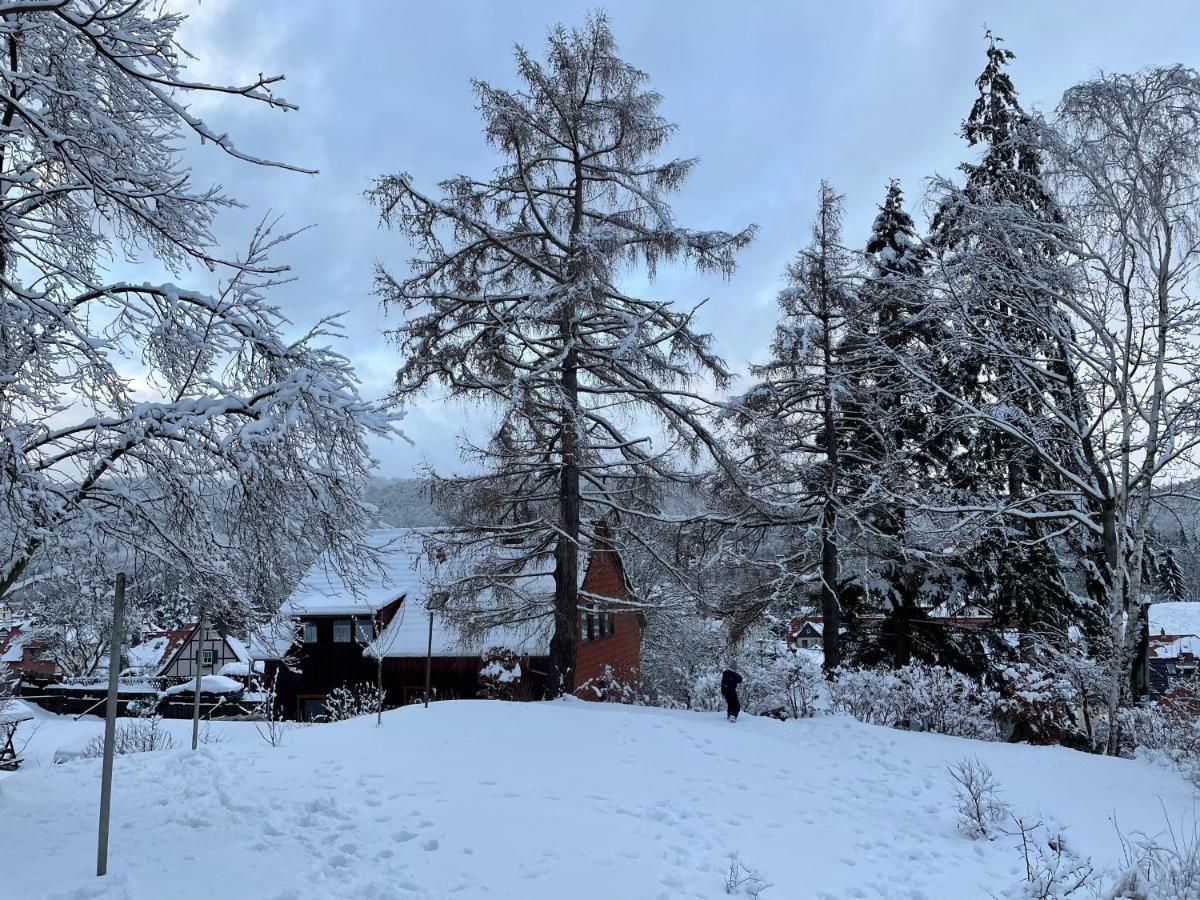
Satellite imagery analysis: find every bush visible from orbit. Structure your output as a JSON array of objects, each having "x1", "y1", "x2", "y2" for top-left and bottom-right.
[
  {"x1": 1100, "y1": 699, "x2": 1200, "y2": 785},
  {"x1": 829, "y1": 663, "x2": 1001, "y2": 740},
  {"x1": 948, "y1": 757, "x2": 1009, "y2": 839},
  {"x1": 478, "y1": 647, "x2": 523, "y2": 700},
  {"x1": 79, "y1": 716, "x2": 176, "y2": 758},
  {"x1": 997, "y1": 663, "x2": 1090, "y2": 748},
  {"x1": 1109, "y1": 814, "x2": 1200, "y2": 899},
  {"x1": 323, "y1": 682, "x2": 380, "y2": 722},
  {"x1": 578, "y1": 664, "x2": 639, "y2": 703}
]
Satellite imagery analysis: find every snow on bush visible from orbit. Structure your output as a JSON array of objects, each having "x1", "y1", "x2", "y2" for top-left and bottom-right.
[
  {"x1": 1100, "y1": 695, "x2": 1200, "y2": 786},
  {"x1": 724, "y1": 852, "x2": 770, "y2": 898},
  {"x1": 948, "y1": 757, "x2": 1010, "y2": 839},
  {"x1": 1109, "y1": 814, "x2": 1200, "y2": 899},
  {"x1": 997, "y1": 663, "x2": 1090, "y2": 748},
  {"x1": 323, "y1": 682, "x2": 380, "y2": 722},
  {"x1": 1002, "y1": 816, "x2": 1096, "y2": 899},
  {"x1": 684, "y1": 643, "x2": 822, "y2": 719},
  {"x1": 78, "y1": 717, "x2": 176, "y2": 758},
  {"x1": 830, "y1": 663, "x2": 1001, "y2": 739},
  {"x1": 478, "y1": 647, "x2": 523, "y2": 701},
  {"x1": 578, "y1": 664, "x2": 639, "y2": 704}
]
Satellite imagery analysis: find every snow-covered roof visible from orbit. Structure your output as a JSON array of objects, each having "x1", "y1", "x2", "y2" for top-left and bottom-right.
[
  {"x1": 1151, "y1": 635, "x2": 1200, "y2": 659},
  {"x1": 283, "y1": 528, "x2": 432, "y2": 617},
  {"x1": 0, "y1": 626, "x2": 37, "y2": 664},
  {"x1": 1149, "y1": 602, "x2": 1200, "y2": 638},
  {"x1": 368, "y1": 602, "x2": 548, "y2": 658},
  {"x1": 281, "y1": 528, "x2": 554, "y2": 658}
]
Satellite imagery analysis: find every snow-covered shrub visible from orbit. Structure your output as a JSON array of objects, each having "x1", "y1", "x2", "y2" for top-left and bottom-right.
[
  {"x1": 773, "y1": 651, "x2": 822, "y2": 719},
  {"x1": 478, "y1": 647, "x2": 523, "y2": 700},
  {"x1": 639, "y1": 608, "x2": 725, "y2": 709},
  {"x1": 948, "y1": 757, "x2": 1009, "y2": 839},
  {"x1": 323, "y1": 682, "x2": 379, "y2": 722},
  {"x1": 1100, "y1": 698, "x2": 1200, "y2": 785},
  {"x1": 724, "y1": 852, "x2": 770, "y2": 897},
  {"x1": 578, "y1": 664, "x2": 639, "y2": 704},
  {"x1": 253, "y1": 670, "x2": 293, "y2": 748},
  {"x1": 997, "y1": 664, "x2": 1089, "y2": 748},
  {"x1": 79, "y1": 716, "x2": 176, "y2": 758},
  {"x1": 1109, "y1": 815, "x2": 1200, "y2": 899},
  {"x1": 1002, "y1": 817, "x2": 1096, "y2": 899},
  {"x1": 682, "y1": 643, "x2": 822, "y2": 719},
  {"x1": 830, "y1": 663, "x2": 1001, "y2": 739}
]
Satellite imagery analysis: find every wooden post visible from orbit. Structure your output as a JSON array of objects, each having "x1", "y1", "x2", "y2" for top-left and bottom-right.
[
  {"x1": 96, "y1": 571, "x2": 125, "y2": 877},
  {"x1": 191, "y1": 610, "x2": 205, "y2": 751}
]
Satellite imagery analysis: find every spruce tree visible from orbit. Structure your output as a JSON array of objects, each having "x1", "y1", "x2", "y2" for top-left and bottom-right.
[{"x1": 929, "y1": 33, "x2": 1086, "y2": 652}]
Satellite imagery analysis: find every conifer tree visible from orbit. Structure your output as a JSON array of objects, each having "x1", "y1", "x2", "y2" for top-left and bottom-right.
[
  {"x1": 929, "y1": 33, "x2": 1086, "y2": 651},
  {"x1": 369, "y1": 15, "x2": 752, "y2": 695},
  {"x1": 726, "y1": 183, "x2": 855, "y2": 671}
]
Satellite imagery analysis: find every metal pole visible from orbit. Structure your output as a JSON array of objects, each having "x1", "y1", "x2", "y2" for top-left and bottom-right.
[
  {"x1": 191, "y1": 610, "x2": 205, "y2": 751},
  {"x1": 97, "y1": 571, "x2": 125, "y2": 877},
  {"x1": 424, "y1": 609, "x2": 433, "y2": 708}
]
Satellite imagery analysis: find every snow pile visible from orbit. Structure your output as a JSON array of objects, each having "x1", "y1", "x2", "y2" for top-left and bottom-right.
[
  {"x1": 160, "y1": 675, "x2": 243, "y2": 696},
  {"x1": 0, "y1": 701, "x2": 1194, "y2": 898}
]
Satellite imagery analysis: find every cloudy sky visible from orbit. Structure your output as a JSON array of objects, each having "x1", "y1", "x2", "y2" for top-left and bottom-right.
[{"x1": 166, "y1": 0, "x2": 1200, "y2": 478}]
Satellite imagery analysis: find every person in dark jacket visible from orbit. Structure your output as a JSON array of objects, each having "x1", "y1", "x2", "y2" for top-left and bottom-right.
[{"x1": 721, "y1": 663, "x2": 743, "y2": 722}]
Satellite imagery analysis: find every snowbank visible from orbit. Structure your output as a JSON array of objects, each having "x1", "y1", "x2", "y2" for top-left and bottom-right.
[{"x1": 0, "y1": 701, "x2": 1193, "y2": 898}]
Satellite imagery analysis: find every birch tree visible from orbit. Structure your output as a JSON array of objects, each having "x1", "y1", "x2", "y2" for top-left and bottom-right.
[
  {"x1": 369, "y1": 14, "x2": 752, "y2": 695},
  {"x1": 0, "y1": 2, "x2": 396, "y2": 624},
  {"x1": 1047, "y1": 66, "x2": 1200, "y2": 746}
]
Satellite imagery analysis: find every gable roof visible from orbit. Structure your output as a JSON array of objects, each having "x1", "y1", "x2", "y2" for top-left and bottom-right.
[
  {"x1": 284, "y1": 529, "x2": 433, "y2": 617},
  {"x1": 1150, "y1": 602, "x2": 1200, "y2": 639}
]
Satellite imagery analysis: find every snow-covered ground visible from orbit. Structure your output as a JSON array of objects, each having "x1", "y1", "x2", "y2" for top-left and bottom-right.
[{"x1": 0, "y1": 700, "x2": 1194, "y2": 899}]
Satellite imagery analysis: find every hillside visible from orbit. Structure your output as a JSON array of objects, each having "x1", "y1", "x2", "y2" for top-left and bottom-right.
[{"x1": 0, "y1": 701, "x2": 1193, "y2": 899}]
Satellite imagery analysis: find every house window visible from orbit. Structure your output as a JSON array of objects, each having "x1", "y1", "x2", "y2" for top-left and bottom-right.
[
  {"x1": 602, "y1": 613, "x2": 615, "y2": 637},
  {"x1": 201, "y1": 649, "x2": 217, "y2": 667},
  {"x1": 580, "y1": 613, "x2": 592, "y2": 643},
  {"x1": 354, "y1": 619, "x2": 374, "y2": 642},
  {"x1": 333, "y1": 620, "x2": 352, "y2": 643},
  {"x1": 302, "y1": 621, "x2": 318, "y2": 644}
]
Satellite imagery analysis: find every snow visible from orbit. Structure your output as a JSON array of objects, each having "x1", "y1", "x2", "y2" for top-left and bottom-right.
[
  {"x1": 1149, "y1": 601, "x2": 1200, "y2": 637},
  {"x1": 0, "y1": 701, "x2": 1194, "y2": 899},
  {"x1": 283, "y1": 528, "x2": 432, "y2": 616},
  {"x1": 160, "y1": 674, "x2": 243, "y2": 696}
]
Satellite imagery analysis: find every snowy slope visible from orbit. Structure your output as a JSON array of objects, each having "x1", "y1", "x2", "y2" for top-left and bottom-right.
[{"x1": 0, "y1": 701, "x2": 1193, "y2": 899}]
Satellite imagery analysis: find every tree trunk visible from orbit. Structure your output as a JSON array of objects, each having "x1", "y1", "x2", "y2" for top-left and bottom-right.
[
  {"x1": 548, "y1": 338, "x2": 581, "y2": 698},
  {"x1": 819, "y1": 497, "x2": 841, "y2": 671}
]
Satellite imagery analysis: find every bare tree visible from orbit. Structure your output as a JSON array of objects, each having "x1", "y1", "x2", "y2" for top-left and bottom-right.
[{"x1": 0, "y1": 2, "x2": 397, "y2": 625}]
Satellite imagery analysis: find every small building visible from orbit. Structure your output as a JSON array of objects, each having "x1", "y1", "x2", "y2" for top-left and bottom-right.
[
  {"x1": 1146, "y1": 602, "x2": 1200, "y2": 699},
  {"x1": 0, "y1": 624, "x2": 58, "y2": 684},
  {"x1": 262, "y1": 528, "x2": 642, "y2": 720},
  {"x1": 790, "y1": 618, "x2": 824, "y2": 650}
]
